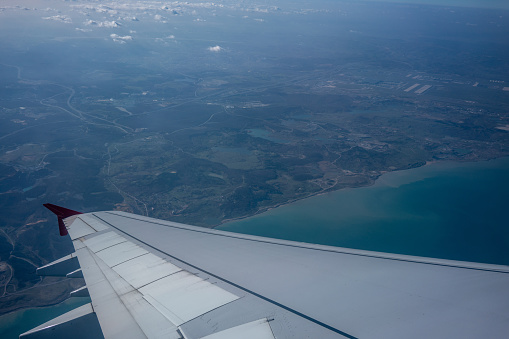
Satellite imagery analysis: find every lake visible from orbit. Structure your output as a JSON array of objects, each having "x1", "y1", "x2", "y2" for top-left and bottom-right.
[{"x1": 219, "y1": 158, "x2": 509, "y2": 265}]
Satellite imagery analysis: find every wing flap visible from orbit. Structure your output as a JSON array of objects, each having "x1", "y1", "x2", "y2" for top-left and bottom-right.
[
  {"x1": 94, "y1": 250, "x2": 181, "y2": 338},
  {"x1": 76, "y1": 245, "x2": 148, "y2": 339},
  {"x1": 95, "y1": 241, "x2": 149, "y2": 267},
  {"x1": 199, "y1": 318, "x2": 276, "y2": 339},
  {"x1": 69, "y1": 223, "x2": 241, "y2": 338},
  {"x1": 139, "y1": 270, "x2": 239, "y2": 326},
  {"x1": 112, "y1": 252, "x2": 182, "y2": 289}
]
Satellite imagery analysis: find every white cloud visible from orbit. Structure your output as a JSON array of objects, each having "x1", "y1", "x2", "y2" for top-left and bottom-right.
[
  {"x1": 110, "y1": 34, "x2": 133, "y2": 42},
  {"x1": 84, "y1": 20, "x2": 120, "y2": 28},
  {"x1": 101, "y1": 21, "x2": 121, "y2": 28},
  {"x1": 42, "y1": 15, "x2": 72, "y2": 23},
  {"x1": 208, "y1": 45, "x2": 222, "y2": 52},
  {"x1": 154, "y1": 14, "x2": 168, "y2": 23}
]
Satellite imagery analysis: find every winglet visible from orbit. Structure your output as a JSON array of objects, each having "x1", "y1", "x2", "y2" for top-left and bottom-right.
[{"x1": 43, "y1": 203, "x2": 82, "y2": 236}]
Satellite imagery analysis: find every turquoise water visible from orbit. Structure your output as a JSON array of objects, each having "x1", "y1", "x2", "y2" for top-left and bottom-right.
[
  {"x1": 220, "y1": 158, "x2": 509, "y2": 265},
  {"x1": 0, "y1": 297, "x2": 91, "y2": 339}
]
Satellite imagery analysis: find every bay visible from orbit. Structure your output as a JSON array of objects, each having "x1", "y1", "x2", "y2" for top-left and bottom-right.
[
  {"x1": 0, "y1": 297, "x2": 91, "y2": 339},
  {"x1": 219, "y1": 158, "x2": 509, "y2": 265}
]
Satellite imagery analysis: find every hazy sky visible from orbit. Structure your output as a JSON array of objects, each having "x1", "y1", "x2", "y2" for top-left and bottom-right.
[
  {"x1": 3, "y1": 0, "x2": 509, "y2": 9},
  {"x1": 366, "y1": 0, "x2": 509, "y2": 10}
]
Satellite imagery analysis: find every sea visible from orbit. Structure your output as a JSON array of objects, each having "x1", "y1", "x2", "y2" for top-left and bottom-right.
[
  {"x1": 1, "y1": 158, "x2": 508, "y2": 337},
  {"x1": 0, "y1": 297, "x2": 91, "y2": 339},
  {"x1": 219, "y1": 157, "x2": 509, "y2": 266}
]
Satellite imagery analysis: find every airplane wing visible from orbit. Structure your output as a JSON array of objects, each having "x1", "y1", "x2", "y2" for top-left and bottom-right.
[{"x1": 21, "y1": 204, "x2": 509, "y2": 338}]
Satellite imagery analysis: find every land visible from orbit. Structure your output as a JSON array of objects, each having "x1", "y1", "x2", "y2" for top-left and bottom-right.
[{"x1": 0, "y1": 0, "x2": 508, "y2": 315}]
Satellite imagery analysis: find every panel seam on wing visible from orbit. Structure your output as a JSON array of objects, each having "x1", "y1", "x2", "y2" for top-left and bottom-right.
[{"x1": 93, "y1": 239, "x2": 129, "y2": 253}]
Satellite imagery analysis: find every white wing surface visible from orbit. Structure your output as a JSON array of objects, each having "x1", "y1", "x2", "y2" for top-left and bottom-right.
[{"x1": 22, "y1": 208, "x2": 509, "y2": 339}]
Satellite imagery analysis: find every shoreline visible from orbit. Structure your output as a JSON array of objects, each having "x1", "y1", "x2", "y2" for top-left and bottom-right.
[
  {"x1": 215, "y1": 156, "x2": 508, "y2": 229},
  {"x1": 0, "y1": 296, "x2": 90, "y2": 337},
  {"x1": 213, "y1": 155, "x2": 509, "y2": 265},
  {"x1": 215, "y1": 178, "x2": 376, "y2": 228}
]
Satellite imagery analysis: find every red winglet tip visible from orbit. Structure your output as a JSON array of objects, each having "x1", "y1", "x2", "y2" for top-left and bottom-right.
[
  {"x1": 44, "y1": 204, "x2": 81, "y2": 236},
  {"x1": 58, "y1": 218, "x2": 69, "y2": 236},
  {"x1": 43, "y1": 203, "x2": 82, "y2": 218}
]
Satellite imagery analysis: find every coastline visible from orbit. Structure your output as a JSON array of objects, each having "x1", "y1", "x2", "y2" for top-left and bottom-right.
[
  {"x1": 0, "y1": 277, "x2": 84, "y2": 317},
  {"x1": 0, "y1": 297, "x2": 91, "y2": 339},
  {"x1": 216, "y1": 177, "x2": 374, "y2": 227},
  {"x1": 216, "y1": 156, "x2": 509, "y2": 265},
  {"x1": 215, "y1": 177, "x2": 376, "y2": 228},
  {"x1": 216, "y1": 156, "x2": 507, "y2": 228}
]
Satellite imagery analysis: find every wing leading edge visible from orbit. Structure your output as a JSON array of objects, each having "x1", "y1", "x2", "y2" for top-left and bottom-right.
[{"x1": 21, "y1": 205, "x2": 509, "y2": 338}]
